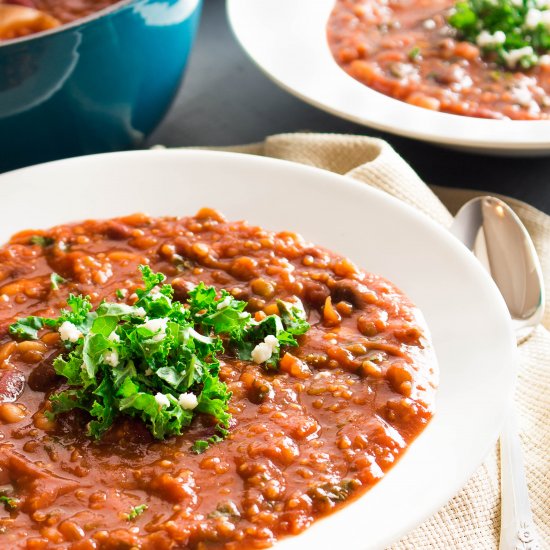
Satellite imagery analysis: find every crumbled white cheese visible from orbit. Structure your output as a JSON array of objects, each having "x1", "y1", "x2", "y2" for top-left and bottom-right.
[
  {"x1": 141, "y1": 318, "x2": 167, "y2": 331},
  {"x1": 133, "y1": 307, "x2": 146, "y2": 318},
  {"x1": 182, "y1": 327, "x2": 213, "y2": 344},
  {"x1": 525, "y1": 7, "x2": 542, "y2": 28},
  {"x1": 393, "y1": 62, "x2": 416, "y2": 78},
  {"x1": 476, "y1": 30, "x2": 506, "y2": 48},
  {"x1": 108, "y1": 331, "x2": 120, "y2": 343},
  {"x1": 216, "y1": 296, "x2": 232, "y2": 310},
  {"x1": 423, "y1": 18, "x2": 436, "y2": 30},
  {"x1": 0, "y1": 294, "x2": 9, "y2": 303},
  {"x1": 117, "y1": 288, "x2": 128, "y2": 298},
  {"x1": 155, "y1": 393, "x2": 170, "y2": 408},
  {"x1": 251, "y1": 343, "x2": 272, "y2": 364},
  {"x1": 511, "y1": 85, "x2": 533, "y2": 107},
  {"x1": 178, "y1": 392, "x2": 199, "y2": 410},
  {"x1": 264, "y1": 335, "x2": 278, "y2": 347},
  {"x1": 140, "y1": 317, "x2": 168, "y2": 342},
  {"x1": 314, "y1": 371, "x2": 331, "y2": 379},
  {"x1": 103, "y1": 350, "x2": 119, "y2": 367},
  {"x1": 528, "y1": 100, "x2": 541, "y2": 115},
  {"x1": 541, "y1": 9, "x2": 550, "y2": 29},
  {"x1": 539, "y1": 54, "x2": 550, "y2": 65},
  {"x1": 59, "y1": 321, "x2": 82, "y2": 343},
  {"x1": 150, "y1": 286, "x2": 163, "y2": 301},
  {"x1": 502, "y1": 46, "x2": 535, "y2": 68},
  {"x1": 251, "y1": 335, "x2": 280, "y2": 364}
]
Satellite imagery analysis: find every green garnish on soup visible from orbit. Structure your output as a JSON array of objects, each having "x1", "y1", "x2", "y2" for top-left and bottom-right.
[
  {"x1": 9, "y1": 266, "x2": 309, "y2": 444},
  {"x1": 126, "y1": 504, "x2": 148, "y2": 521},
  {"x1": 0, "y1": 495, "x2": 18, "y2": 512},
  {"x1": 448, "y1": 0, "x2": 550, "y2": 68}
]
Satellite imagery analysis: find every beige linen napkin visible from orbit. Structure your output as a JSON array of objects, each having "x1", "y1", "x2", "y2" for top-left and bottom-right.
[{"x1": 203, "y1": 133, "x2": 550, "y2": 549}]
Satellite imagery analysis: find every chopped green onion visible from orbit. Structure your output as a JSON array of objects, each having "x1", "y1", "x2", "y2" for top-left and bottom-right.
[
  {"x1": 448, "y1": 0, "x2": 550, "y2": 68},
  {"x1": 29, "y1": 235, "x2": 55, "y2": 247},
  {"x1": 0, "y1": 495, "x2": 18, "y2": 512},
  {"x1": 50, "y1": 272, "x2": 66, "y2": 291},
  {"x1": 409, "y1": 46, "x2": 421, "y2": 60},
  {"x1": 126, "y1": 504, "x2": 147, "y2": 521}
]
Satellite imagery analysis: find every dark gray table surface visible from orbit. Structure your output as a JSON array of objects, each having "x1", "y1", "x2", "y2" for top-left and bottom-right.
[{"x1": 147, "y1": 0, "x2": 550, "y2": 215}]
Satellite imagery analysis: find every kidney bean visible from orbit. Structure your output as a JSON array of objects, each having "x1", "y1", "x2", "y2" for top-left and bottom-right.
[{"x1": 0, "y1": 369, "x2": 25, "y2": 402}]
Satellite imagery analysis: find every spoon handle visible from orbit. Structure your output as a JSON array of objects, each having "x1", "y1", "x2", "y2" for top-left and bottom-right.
[{"x1": 499, "y1": 408, "x2": 539, "y2": 550}]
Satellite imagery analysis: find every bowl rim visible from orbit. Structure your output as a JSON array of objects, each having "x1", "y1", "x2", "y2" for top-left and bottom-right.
[{"x1": 0, "y1": 0, "x2": 199, "y2": 47}]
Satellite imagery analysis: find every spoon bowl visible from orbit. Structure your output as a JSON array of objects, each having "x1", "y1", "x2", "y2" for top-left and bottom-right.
[{"x1": 451, "y1": 196, "x2": 545, "y2": 341}]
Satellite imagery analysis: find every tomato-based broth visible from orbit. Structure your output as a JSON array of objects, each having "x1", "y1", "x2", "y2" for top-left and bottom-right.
[
  {"x1": 0, "y1": 210, "x2": 437, "y2": 549},
  {"x1": 327, "y1": 0, "x2": 550, "y2": 119}
]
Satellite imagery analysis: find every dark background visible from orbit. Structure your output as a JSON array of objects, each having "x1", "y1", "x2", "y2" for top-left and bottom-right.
[{"x1": 147, "y1": 0, "x2": 550, "y2": 215}]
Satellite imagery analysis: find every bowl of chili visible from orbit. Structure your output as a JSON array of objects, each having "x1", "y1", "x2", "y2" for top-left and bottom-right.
[
  {"x1": 228, "y1": 0, "x2": 550, "y2": 155},
  {"x1": 0, "y1": 150, "x2": 516, "y2": 548}
]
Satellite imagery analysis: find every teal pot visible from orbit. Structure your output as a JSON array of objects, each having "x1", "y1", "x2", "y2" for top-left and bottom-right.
[{"x1": 0, "y1": 0, "x2": 202, "y2": 172}]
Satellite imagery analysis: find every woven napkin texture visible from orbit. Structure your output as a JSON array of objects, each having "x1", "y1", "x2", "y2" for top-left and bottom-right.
[{"x1": 212, "y1": 133, "x2": 550, "y2": 549}]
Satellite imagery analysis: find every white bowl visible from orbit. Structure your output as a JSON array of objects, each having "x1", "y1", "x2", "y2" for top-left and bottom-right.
[
  {"x1": 0, "y1": 150, "x2": 516, "y2": 548},
  {"x1": 227, "y1": 0, "x2": 550, "y2": 156}
]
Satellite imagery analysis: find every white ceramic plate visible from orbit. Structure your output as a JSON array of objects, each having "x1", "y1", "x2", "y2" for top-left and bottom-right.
[
  {"x1": 227, "y1": 0, "x2": 550, "y2": 156},
  {"x1": 0, "y1": 150, "x2": 516, "y2": 549}
]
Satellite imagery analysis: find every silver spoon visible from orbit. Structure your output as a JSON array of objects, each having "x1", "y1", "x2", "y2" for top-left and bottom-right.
[{"x1": 451, "y1": 196, "x2": 543, "y2": 550}]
